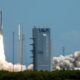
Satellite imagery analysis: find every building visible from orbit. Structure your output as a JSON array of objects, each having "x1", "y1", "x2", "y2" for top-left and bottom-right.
[{"x1": 32, "y1": 27, "x2": 51, "y2": 71}]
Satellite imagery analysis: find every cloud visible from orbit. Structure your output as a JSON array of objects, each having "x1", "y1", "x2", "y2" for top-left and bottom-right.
[{"x1": 52, "y1": 51, "x2": 80, "y2": 70}]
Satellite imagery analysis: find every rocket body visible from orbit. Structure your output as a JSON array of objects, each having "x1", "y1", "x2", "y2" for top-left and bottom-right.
[
  {"x1": 0, "y1": 34, "x2": 5, "y2": 61},
  {"x1": 0, "y1": 11, "x2": 5, "y2": 61},
  {"x1": 0, "y1": 11, "x2": 3, "y2": 34}
]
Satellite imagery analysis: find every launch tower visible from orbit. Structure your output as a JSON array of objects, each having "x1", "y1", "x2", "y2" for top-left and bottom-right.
[{"x1": 32, "y1": 27, "x2": 51, "y2": 71}]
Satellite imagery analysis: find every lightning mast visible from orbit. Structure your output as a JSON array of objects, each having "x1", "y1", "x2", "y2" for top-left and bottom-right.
[
  {"x1": 21, "y1": 26, "x2": 25, "y2": 71},
  {"x1": 17, "y1": 24, "x2": 25, "y2": 71},
  {"x1": 17, "y1": 24, "x2": 21, "y2": 64}
]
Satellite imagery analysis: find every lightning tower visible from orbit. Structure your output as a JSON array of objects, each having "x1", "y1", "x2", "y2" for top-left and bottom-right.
[
  {"x1": 32, "y1": 27, "x2": 51, "y2": 71},
  {"x1": 17, "y1": 24, "x2": 21, "y2": 64}
]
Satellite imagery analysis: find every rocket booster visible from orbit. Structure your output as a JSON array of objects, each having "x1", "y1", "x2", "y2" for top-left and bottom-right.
[{"x1": 0, "y1": 11, "x2": 3, "y2": 34}]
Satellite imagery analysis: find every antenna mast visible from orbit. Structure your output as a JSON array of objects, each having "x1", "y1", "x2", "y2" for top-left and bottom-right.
[{"x1": 21, "y1": 26, "x2": 25, "y2": 71}]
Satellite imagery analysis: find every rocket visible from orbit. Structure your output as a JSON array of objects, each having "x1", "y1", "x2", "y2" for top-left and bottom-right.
[
  {"x1": 0, "y1": 10, "x2": 6, "y2": 61},
  {"x1": 0, "y1": 11, "x2": 3, "y2": 34}
]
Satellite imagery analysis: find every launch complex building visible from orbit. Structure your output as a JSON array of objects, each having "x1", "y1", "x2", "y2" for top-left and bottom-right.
[{"x1": 31, "y1": 28, "x2": 51, "y2": 71}]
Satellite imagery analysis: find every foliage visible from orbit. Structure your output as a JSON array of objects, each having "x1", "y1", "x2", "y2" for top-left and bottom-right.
[{"x1": 0, "y1": 70, "x2": 80, "y2": 80}]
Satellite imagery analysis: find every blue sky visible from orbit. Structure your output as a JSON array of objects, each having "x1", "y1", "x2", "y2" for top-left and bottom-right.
[{"x1": 0, "y1": 0, "x2": 80, "y2": 66}]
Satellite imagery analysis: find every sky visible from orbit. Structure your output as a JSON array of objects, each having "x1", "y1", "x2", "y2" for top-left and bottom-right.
[{"x1": 0, "y1": 0, "x2": 80, "y2": 66}]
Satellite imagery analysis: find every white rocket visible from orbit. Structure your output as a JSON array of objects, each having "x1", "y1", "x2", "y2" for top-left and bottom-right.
[{"x1": 0, "y1": 11, "x2": 6, "y2": 61}]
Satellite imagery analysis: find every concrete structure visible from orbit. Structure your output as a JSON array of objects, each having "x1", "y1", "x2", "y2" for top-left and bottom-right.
[{"x1": 32, "y1": 27, "x2": 51, "y2": 71}]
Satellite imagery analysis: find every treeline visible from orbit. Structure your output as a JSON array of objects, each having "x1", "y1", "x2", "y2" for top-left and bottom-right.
[{"x1": 0, "y1": 70, "x2": 80, "y2": 80}]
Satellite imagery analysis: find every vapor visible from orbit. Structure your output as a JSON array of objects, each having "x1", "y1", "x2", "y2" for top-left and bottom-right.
[
  {"x1": 0, "y1": 34, "x2": 26, "y2": 72},
  {"x1": 52, "y1": 51, "x2": 80, "y2": 70},
  {"x1": 27, "y1": 64, "x2": 33, "y2": 71}
]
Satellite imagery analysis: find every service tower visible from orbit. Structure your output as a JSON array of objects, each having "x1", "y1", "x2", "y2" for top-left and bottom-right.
[{"x1": 32, "y1": 27, "x2": 51, "y2": 71}]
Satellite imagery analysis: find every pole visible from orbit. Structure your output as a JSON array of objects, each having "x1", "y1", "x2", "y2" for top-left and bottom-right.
[{"x1": 21, "y1": 26, "x2": 25, "y2": 71}]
